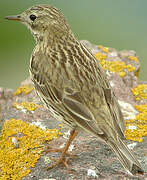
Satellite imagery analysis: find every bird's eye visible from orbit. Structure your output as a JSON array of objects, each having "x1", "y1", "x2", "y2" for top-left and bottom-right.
[{"x1": 29, "y1": 14, "x2": 36, "y2": 21}]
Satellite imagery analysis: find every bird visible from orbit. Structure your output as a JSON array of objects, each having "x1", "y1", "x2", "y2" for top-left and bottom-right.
[{"x1": 5, "y1": 5, "x2": 144, "y2": 175}]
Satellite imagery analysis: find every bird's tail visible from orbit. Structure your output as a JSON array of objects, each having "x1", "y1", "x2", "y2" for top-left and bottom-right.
[{"x1": 106, "y1": 137, "x2": 144, "y2": 175}]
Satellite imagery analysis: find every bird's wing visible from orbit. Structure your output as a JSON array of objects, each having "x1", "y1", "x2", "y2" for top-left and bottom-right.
[
  {"x1": 80, "y1": 43, "x2": 125, "y2": 138},
  {"x1": 62, "y1": 87, "x2": 104, "y2": 135},
  {"x1": 103, "y1": 87, "x2": 125, "y2": 138},
  {"x1": 30, "y1": 53, "x2": 103, "y2": 134}
]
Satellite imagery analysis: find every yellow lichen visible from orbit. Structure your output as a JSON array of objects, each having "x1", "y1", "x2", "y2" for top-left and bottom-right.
[
  {"x1": 100, "y1": 60, "x2": 126, "y2": 73},
  {"x1": 135, "y1": 68, "x2": 140, "y2": 78},
  {"x1": 128, "y1": 56, "x2": 139, "y2": 62},
  {"x1": 125, "y1": 104, "x2": 147, "y2": 142},
  {"x1": 97, "y1": 45, "x2": 104, "y2": 49},
  {"x1": 95, "y1": 52, "x2": 107, "y2": 61},
  {"x1": 58, "y1": 124, "x2": 63, "y2": 128},
  {"x1": 0, "y1": 118, "x2": 62, "y2": 179},
  {"x1": 13, "y1": 102, "x2": 39, "y2": 111},
  {"x1": 135, "y1": 104, "x2": 147, "y2": 112},
  {"x1": 102, "y1": 47, "x2": 109, "y2": 53},
  {"x1": 126, "y1": 64, "x2": 136, "y2": 72},
  {"x1": 131, "y1": 84, "x2": 147, "y2": 100},
  {"x1": 95, "y1": 52, "x2": 136, "y2": 77},
  {"x1": 98, "y1": 45, "x2": 109, "y2": 53},
  {"x1": 119, "y1": 71, "x2": 126, "y2": 77},
  {"x1": 14, "y1": 85, "x2": 34, "y2": 96},
  {"x1": 125, "y1": 128, "x2": 145, "y2": 142}
]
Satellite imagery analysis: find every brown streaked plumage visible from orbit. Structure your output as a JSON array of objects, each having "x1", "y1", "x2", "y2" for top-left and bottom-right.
[{"x1": 5, "y1": 5, "x2": 144, "y2": 175}]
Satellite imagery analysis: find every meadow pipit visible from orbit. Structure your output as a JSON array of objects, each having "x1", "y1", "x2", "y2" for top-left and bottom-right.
[{"x1": 5, "y1": 5, "x2": 144, "y2": 175}]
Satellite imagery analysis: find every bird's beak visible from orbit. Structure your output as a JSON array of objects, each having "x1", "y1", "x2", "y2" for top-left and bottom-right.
[{"x1": 5, "y1": 15, "x2": 22, "y2": 21}]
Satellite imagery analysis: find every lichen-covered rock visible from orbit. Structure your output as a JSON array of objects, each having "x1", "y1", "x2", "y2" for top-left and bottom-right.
[{"x1": 0, "y1": 41, "x2": 147, "y2": 180}]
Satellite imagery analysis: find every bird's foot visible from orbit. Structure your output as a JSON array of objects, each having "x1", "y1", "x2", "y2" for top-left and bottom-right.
[
  {"x1": 45, "y1": 129, "x2": 78, "y2": 170},
  {"x1": 45, "y1": 147, "x2": 75, "y2": 170},
  {"x1": 45, "y1": 146, "x2": 74, "y2": 157},
  {"x1": 46, "y1": 154, "x2": 70, "y2": 170}
]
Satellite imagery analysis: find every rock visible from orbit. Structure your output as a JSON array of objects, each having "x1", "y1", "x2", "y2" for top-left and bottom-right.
[{"x1": 0, "y1": 40, "x2": 147, "y2": 180}]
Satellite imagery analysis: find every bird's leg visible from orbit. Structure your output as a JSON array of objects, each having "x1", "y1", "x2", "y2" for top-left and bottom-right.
[{"x1": 46, "y1": 129, "x2": 78, "y2": 170}]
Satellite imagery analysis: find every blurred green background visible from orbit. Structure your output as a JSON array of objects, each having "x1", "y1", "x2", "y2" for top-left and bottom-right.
[{"x1": 0, "y1": 0, "x2": 147, "y2": 89}]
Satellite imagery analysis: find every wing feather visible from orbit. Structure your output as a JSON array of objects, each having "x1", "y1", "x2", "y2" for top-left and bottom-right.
[{"x1": 30, "y1": 43, "x2": 125, "y2": 138}]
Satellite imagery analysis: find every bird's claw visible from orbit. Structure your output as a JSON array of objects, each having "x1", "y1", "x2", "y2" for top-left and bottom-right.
[{"x1": 46, "y1": 156, "x2": 70, "y2": 170}]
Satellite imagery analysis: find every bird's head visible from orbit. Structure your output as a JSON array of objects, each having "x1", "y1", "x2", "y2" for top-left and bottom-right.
[{"x1": 5, "y1": 5, "x2": 71, "y2": 42}]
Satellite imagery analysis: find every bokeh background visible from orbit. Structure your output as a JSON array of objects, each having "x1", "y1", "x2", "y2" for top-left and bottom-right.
[{"x1": 0, "y1": 0, "x2": 147, "y2": 89}]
